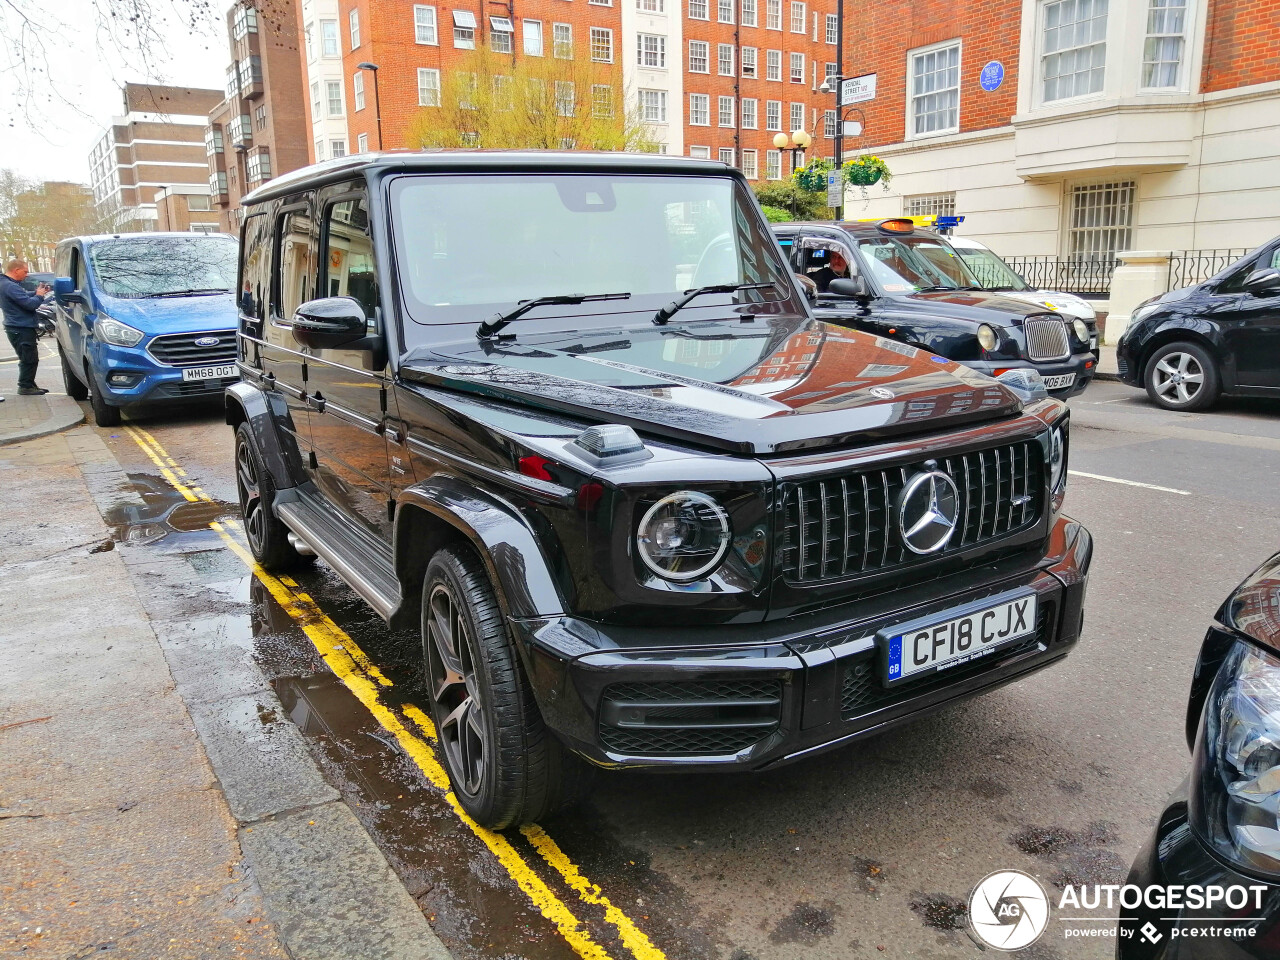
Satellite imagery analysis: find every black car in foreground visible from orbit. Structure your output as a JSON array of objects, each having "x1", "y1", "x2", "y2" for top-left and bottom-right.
[
  {"x1": 1116, "y1": 238, "x2": 1280, "y2": 411},
  {"x1": 1120, "y1": 552, "x2": 1280, "y2": 957},
  {"x1": 227, "y1": 152, "x2": 1091, "y2": 827},
  {"x1": 773, "y1": 219, "x2": 1098, "y2": 398}
]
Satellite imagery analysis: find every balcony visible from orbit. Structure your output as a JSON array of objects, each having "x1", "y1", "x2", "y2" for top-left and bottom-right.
[
  {"x1": 237, "y1": 56, "x2": 264, "y2": 100},
  {"x1": 204, "y1": 124, "x2": 224, "y2": 158},
  {"x1": 246, "y1": 147, "x2": 272, "y2": 188},
  {"x1": 208, "y1": 171, "x2": 229, "y2": 204}
]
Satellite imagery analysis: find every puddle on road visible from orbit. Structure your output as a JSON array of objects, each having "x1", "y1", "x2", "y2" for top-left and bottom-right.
[{"x1": 103, "y1": 472, "x2": 236, "y2": 550}]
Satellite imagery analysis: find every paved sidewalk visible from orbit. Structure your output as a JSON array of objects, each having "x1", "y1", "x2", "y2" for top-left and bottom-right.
[
  {"x1": 0, "y1": 334, "x2": 84, "y2": 445},
  {"x1": 1096, "y1": 343, "x2": 1120, "y2": 381}
]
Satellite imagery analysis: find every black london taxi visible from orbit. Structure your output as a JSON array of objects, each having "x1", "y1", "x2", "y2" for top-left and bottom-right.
[
  {"x1": 1119, "y1": 551, "x2": 1280, "y2": 957},
  {"x1": 773, "y1": 220, "x2": 1097, "y2": 398},
  {"x1": 226, "y1": 152, "x2": 1091, "y2": 828}
]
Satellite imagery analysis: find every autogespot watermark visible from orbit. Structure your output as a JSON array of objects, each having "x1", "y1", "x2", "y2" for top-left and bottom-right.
[{"x1": 967, "y1": 872, "x2": 1269, "y2": 948}]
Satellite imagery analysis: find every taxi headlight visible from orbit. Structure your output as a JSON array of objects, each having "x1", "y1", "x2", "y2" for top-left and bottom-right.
[
  {"x1": 1072, "y1": 319, "x2": 1090, "y2": 343},
  {"x1": 1190, "y1": 640, "x2": 1280, "y2": 878},
  {"x1": 636, "y1": 491, "x2": 731, "y2": 582},
  {"x1": 977, "y1": 323, "x2": 999, "y2": 352}
]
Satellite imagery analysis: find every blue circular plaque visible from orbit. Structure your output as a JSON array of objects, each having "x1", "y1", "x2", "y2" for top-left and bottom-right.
[{"x1": 980, "y1": 61, "x2": 1005, "y2": 92}]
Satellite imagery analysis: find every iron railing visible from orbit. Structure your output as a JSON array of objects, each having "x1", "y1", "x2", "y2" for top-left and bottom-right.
[
  {"x1": 1166, "y1": 248, "x2": 1251, "y2": 290},
  {"x1": 1003, "y1": 256, "x2": 1120, "y2": 295}
]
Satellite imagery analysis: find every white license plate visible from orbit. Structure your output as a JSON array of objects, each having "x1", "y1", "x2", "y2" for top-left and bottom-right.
[
  {"x1": 1042, "y1": 373, "x2": 1076, "y2": 390},
  {"x1": 883, "y1": 593, "x2": 1038, "y2": 684},
  {"x1": 181, "y1": 364, "x2": 236, "y2": 382}
]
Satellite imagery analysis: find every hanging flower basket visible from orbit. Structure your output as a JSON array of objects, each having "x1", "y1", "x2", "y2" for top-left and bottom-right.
[
  {"x1": 792, "y1": 157, "x2": 835, "y2": 193},
  {"x1": 843, "y1": 155, "x2": 892, "y2": 189}
]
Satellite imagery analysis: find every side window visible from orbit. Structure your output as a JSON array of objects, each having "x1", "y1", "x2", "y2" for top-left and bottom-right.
[
  {"x1": 321, "y1": 194, "x2": 378, "y2": 328},
  {"x1": 70, "y1": 248, "x2": 89, "y2": 291},
  {"x1": 799, "y1": 237, "x2": 855, "y2": 290},
  {"x1": 239, "y1": 212, "x2": 272, "y2": 320},
  {"x1": 1270, "y1": 248, "x2": 1280, "y2": 271},
  {"x1": 275, "y1": 207, "x2": 315, "y2": 321}
]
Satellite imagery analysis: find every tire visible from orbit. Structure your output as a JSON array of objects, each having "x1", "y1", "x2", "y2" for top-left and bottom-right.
[
  {"x1": 234, "y1": 422, "x2": 313, "y2": 571},
  {"x1": 1143, "y1": 341, "x2": 1220, "y2": 412},
  {"x1": 60, "y1": 347, "x2": 88, "y2": 401},
  {"x1": 421, "y1": 547, "x2": 591, "y2": 828},
  {"x1": 86, "y1": 363, "x2": 121, "y2": 427}
]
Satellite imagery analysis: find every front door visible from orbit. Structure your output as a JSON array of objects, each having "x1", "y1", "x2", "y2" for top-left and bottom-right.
[
  {"x1": 1223, "y1": 244, "x2": 1280, "y2": 389},
  {"x1": 797, "y1": 234, "x2": 877, "y2": 333},
  {"x1": 304, "y1": 186, "x2": 397, "y2": 544},
  {"x1": 57, "y1": 245, "x2": 93, "y2": 364}
]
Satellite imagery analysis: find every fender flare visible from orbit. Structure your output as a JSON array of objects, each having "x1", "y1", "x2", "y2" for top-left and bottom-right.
[
  {"x1": 394, "y1": 477, "x2": 566, "y2": 623},
  {"x1": 223, "y1": 381, "x2": 303, "y2": 491}
]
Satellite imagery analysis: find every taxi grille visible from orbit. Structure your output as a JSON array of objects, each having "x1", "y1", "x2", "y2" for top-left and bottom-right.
[
  {"x1": 779, "y1": 440, "x2": 1043, "y2": 585},
  {"x1": 1023, "y1": 318, "x2": 1071, "y2": 362},
  {"x1": 147, "y1": 331, "x2": 237, "y2": 367}
]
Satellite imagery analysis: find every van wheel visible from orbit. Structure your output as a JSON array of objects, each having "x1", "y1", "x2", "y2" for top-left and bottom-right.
[
  {"x1": 421, "y1": 547, "x2": 591, "y2": 829},
  {"x1": 1144, "y1": 341, "x2": 1220, "y2": 411},
  {"x1": 86, "y1": 363, "x2": 121, "y2": 427},
  {"x1": 60, "y1": 347, "x2": 88, "y2": 401},
  {"x1": 234, "y1": 422, "x2": 312, "y2": 571}
]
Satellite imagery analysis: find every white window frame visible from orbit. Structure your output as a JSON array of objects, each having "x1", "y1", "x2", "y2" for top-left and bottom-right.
[
  {"x1": 906, "y1": 38, "x2": 961, "y2": 139},
  {"x1": 789, "y1": 51, "x2": 805, "y2": 82},
  {"x1": 325, "y1": 79, "x2": 344, "y2": 117},
  {"x1": 1039, "y1": 0, "x2": 1109, "y2": 104},
  {"x1": 1140, "y1": 0, "x2": 1187, "y2": 90},
  {"x1": 718, "y1": 95, "x2": 735, "y2": 126},
  {"x1": 765, "y1": 149, "x2": 781, "y2": 179},
  {"x1": 553, "y1": 22, "x2": 573, "y2": 58},
  {"x1": 638, "y1": 0, "x2": 665, "y2": 11},
  {"x1": 904, "y1": 192, "x2": 957, "y2": 217},
  {"x1": 418, "y1": 67, "x2": 441, "y2": 106},
  {"x1": 330, "y1": 139, "x2": 347, "y2": 158},
  {"x1": 320, "y1": 19, "x2": 339, "y2": 56},
  {"x1": 1066, "y1": 179, "x2": 1134, "y2": 259},
  {"x1": 766, "y1": 0, "x2": 781, "y2": 28},
  {"x1": 718, "y1": 147, "x2": 735, "y2": 165},
  {"x1": 689, "y1": 145, "x2": 711, "y2": 158},
  {"x1": 789, "y1": 100, "x2": 804, "y2": 131},
  {"x1": 453, "y1": 9, "x2": 477, "y2": 48},
  {"x1": 718, "y1": 43, "x2": 735, "y2": 75},
  {"x1": 555, "y1": 80, "x2": 576, "y2": 117},
  {"x1": 637, "y1": 32, "x2": 666, "y2": 67},
  {"x1": 823, "y1": 109, "x2": 836, "y2": 137},
  {"x1": 414, "y1": 5, "x2": 438, "y2": 44},
  {"x1": 524, "y1": 19, "x2": 543, "y2": 55},
  {"x1": 688, "y1": 0, "x2": 709, "y2": 19},
  {"x1": 357, "y1": 133, "x2": 369, "y2": 153},
  {"x1": 310, "y1": 81, "x2": 321, "y2": 120},
  {"x1": 741, "y1": 0, "x2": 757, "y2": 26},
  {"x1": 490, "y1": 16, "x2": 514, "y2": 53},
  {"x1": 353, "y1": 71, "x2": 365, "y2": 111},
  {"x1": 741, "y1": 46, "x2": 757, "y2": 77},
  {"x1": 717, "y1": 0, "x2": 734, "y2": 22},
  {"x1": 825, "y1": 12, "x2": 837, "y2": 43},
  {"x1": 741, "y1": 97, "x2": 758, "y2": 128},
  {"x1": 689, "y1": 40, "x2": 709, "y2": 73},
  {"x1": 789, "y1": 1, "x2": 805, "y2": 33},
  {"x1": 349, "y1": 9, "x2": 360, "y2": 48},
  {"x1": 741, "y1": 148, "x2": 758, "y2": 179},
  {"x1": 593, "y1": 84, "x2": 616, "y2": 118},
  {"x1": 689, "y1": 92, "x2": 710, "y2": 125},
  {"x1": 638, "y1": 88, "x2": 668, "y2": 121},
  {"x1": 590, "y1": 26, "x2": 614, "y2": 62},
  {"x1": 765, "y1": 99, "x2": 781, "y2": 130},
  {"x1": 766, "y1": 49, "x2": 782, "y2": 80}
]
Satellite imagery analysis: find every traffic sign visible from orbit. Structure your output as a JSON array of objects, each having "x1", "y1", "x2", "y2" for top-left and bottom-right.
[{"x1": 839, "y1": 73, "x2": 877, "y2": 106}]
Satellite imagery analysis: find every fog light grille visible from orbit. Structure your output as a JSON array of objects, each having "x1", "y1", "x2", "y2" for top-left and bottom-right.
[{"x1": 598, "y1": 678, "x2": 783, "y2": 756}]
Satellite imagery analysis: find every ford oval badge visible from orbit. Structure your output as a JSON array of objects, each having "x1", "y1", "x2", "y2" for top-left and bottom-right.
[{"x1": 195, "y1": 336, "x2": 221, "y2": 347}]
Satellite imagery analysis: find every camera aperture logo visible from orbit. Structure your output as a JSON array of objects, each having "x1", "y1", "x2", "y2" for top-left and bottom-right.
[{"x1": 968, "y1": 870, "x2": 1050, "y2": 950}]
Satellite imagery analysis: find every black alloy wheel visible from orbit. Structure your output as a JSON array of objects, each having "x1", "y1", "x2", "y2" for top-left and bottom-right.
[
  {"x1": 234, "y1": 422, "x2": 311, "y2": 571},
  {"x1": 420, "y1": 547, "x2": 591, "y2": 828}
]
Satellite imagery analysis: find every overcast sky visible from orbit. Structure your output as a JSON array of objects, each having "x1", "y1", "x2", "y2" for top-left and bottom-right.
[{"x1": 0, "y1": 0, "x2": 227, "y2": 185}]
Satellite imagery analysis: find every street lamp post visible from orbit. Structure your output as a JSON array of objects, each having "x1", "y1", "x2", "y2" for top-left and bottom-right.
[
  {"x1": 356, "y1": 62, "x2": 383, "y2": 150},
  {"x1": 772, "y1": 130, "x2": 812, "y2": 174}
]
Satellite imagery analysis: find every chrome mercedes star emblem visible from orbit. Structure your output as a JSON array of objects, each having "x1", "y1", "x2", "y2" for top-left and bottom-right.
[
  {"x1": 869, "y1": 386, "x2": 895, "y2": 399},
  {"x1": 898, "y1": 468, "x2": 961, "y2": 555}
]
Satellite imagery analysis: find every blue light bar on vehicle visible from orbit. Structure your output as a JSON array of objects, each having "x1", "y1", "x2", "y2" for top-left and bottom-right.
[{"x1": 933, "y1": 215, "x2": 966, "y2": 235}]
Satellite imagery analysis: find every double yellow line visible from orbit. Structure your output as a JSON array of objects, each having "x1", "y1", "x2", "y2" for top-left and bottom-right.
[{"x1": 123, "y1": 425, "x2": 665, "y2": 960}]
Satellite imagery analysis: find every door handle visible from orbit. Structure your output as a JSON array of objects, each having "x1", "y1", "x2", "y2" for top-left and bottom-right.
[{"x1": 378, "y1": 419, "x2": 406, "y2": 444}]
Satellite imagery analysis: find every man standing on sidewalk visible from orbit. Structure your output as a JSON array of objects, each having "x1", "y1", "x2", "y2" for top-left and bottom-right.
[{"x1": 1, "y1": 259, "x2": 51, "y2": 396}]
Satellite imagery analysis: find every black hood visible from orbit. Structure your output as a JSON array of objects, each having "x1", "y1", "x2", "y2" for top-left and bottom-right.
[
  {"x1": 399, "y1": 315, "x2": 1023, "y2": 455},
  {"x1": 882, "y1": 289, "x2": 1060, "y2": 327}
]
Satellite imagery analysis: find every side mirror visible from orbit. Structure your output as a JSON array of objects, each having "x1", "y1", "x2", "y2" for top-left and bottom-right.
[
  {"x1": 828, "y1": 276, "x2": 869, "y2": 299},
  {"x1": 54, "y1": 277, "x2": 86, "y2": 306},
  {"x1": 793, "y1": 273, "x2": 817, "y2": 304},
  {"x1": 1243, "y1": 268, "x2": 1280, "y2": 297},
  {"x1": 291, "y1": 297, "x2": 370, "y2": 349}
]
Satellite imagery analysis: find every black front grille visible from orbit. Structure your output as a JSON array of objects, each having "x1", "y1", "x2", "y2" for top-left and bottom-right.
[
  {"x1": 839, "y1": 601, "x2": 1054, "y2": 719},
  {"x1": 598, "y1": 678, "x2": 783, "y2": 756},
  {"x1": 1117, "y1": 353, "x2": 1131, "y2": 379},
  {"x1": 147, "y1": 331, "x2": 237, "y2": 367},
  {"x1": 781, "y1": 440, "x2": 1043, "y2": 584}
]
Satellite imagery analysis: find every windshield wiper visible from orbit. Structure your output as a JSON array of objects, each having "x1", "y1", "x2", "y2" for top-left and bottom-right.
[
  {"x1": 652, "y1": 282, "x2": 777, "y2": 326},
  {"x1": 147, "y1": 288, "x2": 233, "y2": 298},
  {"x1": 916, "y1": 284, "x2": 981, "y2": 292},
  {"x1": 476, "y1": 292, "x2": 631, "y2": 340}
]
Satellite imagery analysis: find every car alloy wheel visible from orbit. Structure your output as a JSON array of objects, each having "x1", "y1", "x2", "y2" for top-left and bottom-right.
[
  {"x1": 425, "y1": 581, "x2": 488, "y2": 797},
  {"x1": 1151, "y1": 351, "x2": 1205, "y2": 405},
  {"x1": 235, "y1": 430, "x2": 267, "y2": 555}
]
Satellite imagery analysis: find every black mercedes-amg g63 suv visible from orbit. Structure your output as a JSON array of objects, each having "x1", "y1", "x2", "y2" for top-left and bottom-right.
[{"x1": 227, "y1": 152, "x2": 1091, "y2": 828}]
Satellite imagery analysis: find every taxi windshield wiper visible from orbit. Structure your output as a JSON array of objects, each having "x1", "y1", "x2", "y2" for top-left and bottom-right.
[
  {"x1": 652, "y1": 282, "x2": 778, "y2": 325},
  {"x1": 476, "y1": 292, "x2": 631, "y2": 340}
]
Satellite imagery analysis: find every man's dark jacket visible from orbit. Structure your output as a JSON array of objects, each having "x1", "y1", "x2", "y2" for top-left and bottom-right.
[{"x1": 0, "y1": 276, "x2": 43, "y2": 329}]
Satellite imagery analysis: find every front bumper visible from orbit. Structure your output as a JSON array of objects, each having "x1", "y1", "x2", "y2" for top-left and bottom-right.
[
  {"x1": 517, "y1": 515, "x2": 1091, "y2": 769},
  {"x1": 1116, "y1": 335, "x2": 1142, "y2": 387},
  {"x1": 89, "y1": 340, "x2": 238, "y2": 406},
  {"x1": 966, "y1": 353, "x2": 1096, "y2": 398},
  {"x1": 1118, "y1": 783, "x2": 1280, "y2": 959}
]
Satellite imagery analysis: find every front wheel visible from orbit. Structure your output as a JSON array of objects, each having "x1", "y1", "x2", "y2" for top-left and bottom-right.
[
  {"x1": 234, "y1": 422, "x2": 312, "y2": 571},
  {"x1": 1144, "y1": 341, "x2": 1220, "y2": 411},
  {"x1": 421, "y1": 547, "x2": 590, "y2": 828},
  {"x1": 60, "y1": 347, "x2": 88, "y2": 401},
  {"x1": 86, "y1": 363, "x2": 121, "y2": 427}
]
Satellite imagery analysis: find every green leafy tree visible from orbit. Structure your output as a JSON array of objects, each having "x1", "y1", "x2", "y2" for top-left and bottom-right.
[{"x1": 751, "y1": 181, "x2": 833, "y2": 222}]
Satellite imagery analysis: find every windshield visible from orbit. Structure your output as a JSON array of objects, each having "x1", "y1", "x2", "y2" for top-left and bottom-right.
[
  {"x1": 955, "y1": 247, "x2": 1030, "y2": 291},
  {"x1": 390, "y1": 173, "x2": 790, "y2": 326},
  {"x1": 854, "y1": 235, "x2": 981, "y2": 293},
  {"x1": 89, "y1": 236, "x2": 238, "y2": 298}
]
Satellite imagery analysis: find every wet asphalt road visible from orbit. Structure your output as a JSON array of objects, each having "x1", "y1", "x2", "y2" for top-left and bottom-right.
[{"x1": 85, "y1": 379, "x2": 1280, "y2": 960}]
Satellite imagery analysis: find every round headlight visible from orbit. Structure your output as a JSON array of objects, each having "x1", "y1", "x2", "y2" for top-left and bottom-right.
[
  {"x1": 1072, "y1": 318, "x2": 1090, "y2": 343},
  {"x1": 636, "y1": 492, "x2": 731, "y2": 582},
  {"x1": 977, "y1": 323, "x2": 999, "y2": 352},
  {"x1": 1049, "y1": 425, "x2": 1067, "y2": 493}
]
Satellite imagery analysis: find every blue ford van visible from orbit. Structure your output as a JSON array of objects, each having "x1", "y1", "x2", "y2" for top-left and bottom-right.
[{"x1": 53, "y1": 233, "x2": 240, "y2": 426}]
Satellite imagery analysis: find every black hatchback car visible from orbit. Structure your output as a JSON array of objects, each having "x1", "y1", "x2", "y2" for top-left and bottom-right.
[
  {"x1": 1119, "y1": 551, "x2": 1280, "y2": 957},
  {"x1": 227, "y1": 152, "x2": 1091, "y2": 828},
  {"x1": 1116, "y1": 238, "x2": 1280, "y2": 411},
  {"x1": 773, "y1": 220, "x2": 1098, "y2": 399}
]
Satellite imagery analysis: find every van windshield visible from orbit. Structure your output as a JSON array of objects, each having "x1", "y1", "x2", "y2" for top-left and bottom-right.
[
  {"x1": 389, "y1": 173, "x2": 790, "y2": 326},
  {"x1": 89, "y1": 236, "x2": 238, "y2": 298}
]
